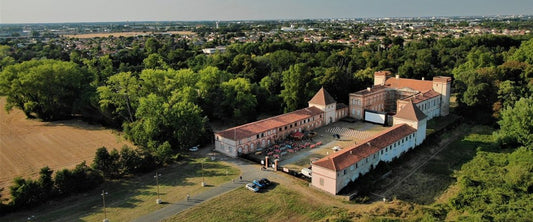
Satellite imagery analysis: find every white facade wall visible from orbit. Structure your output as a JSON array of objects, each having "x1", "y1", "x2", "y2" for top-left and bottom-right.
[
  {"x1": 416, "y1": 96, "x2": 441, "y2": 120},
  {"x1": 416, "y1": 119, "x2": 427, "y2": 146},
  {"x1": 214, "y1": 135, "x2": 238, "y2": 157},
  {"x1": 336, "y1": 154, "x2": 380, "y2": 193},
  {"x1": 379, "y1": 133, "x2": 416, "y2": 162},
  {"x1": 311, "y1": 165, "x2": 338, "y2": 194}
]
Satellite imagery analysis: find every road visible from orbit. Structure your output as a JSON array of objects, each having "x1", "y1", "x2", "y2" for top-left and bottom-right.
[{"x1": 132, "y1": 155, "x2": 282, "y2": 222}]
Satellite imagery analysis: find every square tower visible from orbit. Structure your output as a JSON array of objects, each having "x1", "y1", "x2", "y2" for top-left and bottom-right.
[
  {"x1": 374, "y1": 71, "x2": 391, "y2": 86},
  {"x1": 432, "y1": 76, "x2": 452, "y2": 116}
]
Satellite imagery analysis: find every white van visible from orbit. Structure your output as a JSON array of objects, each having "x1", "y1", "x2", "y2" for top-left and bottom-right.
[{"x1": 301, "y1": 168, "x2": 312, "y2": 178}]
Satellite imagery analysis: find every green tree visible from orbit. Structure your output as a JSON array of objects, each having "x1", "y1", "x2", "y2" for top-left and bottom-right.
[
  {"x1": 143, "y1": 53, "x2": 169, "y2": 70},
  {"x1": 220, "y1": 78, "x2": 257, "y2": 122},
  {"x1": 125, "y1": 93, "x2": 206, "y2": 152},
  {"x1": 0, "y1": 59, "x2": 90, "y2": 120},
  {"x1": 195, "y1": 66, "x2": 231, "y2": 119},
  {"x1": 55, "y1": 161, "x2": 103, "y2": 195},
  {"x1": 508, "y1": 38, "x2": 533, "y2": 64},
  {"x1": 9, "y1": 177, "x2": 41, "y2": 208},
  {"x1": 118, "y1": 145, "x2": 144, "y2": 175},
  {"x1": 37, "y1": 167, "x2": 55, "y2": 200},
  {"x1": 92, "y1": 147, "x2": 120, "y2": 178},
  {"x1": 97, "y1": 72, "x2": 141, "y2": 123},
  {"x1": 280, "y1": 63, "x2": 313, "y2": 112},
  {"x1": 495, "y1": 97, "x2": 533, "y2": 147}
]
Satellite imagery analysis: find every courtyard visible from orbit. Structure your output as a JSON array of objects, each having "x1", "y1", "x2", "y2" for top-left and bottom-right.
[{"x1": 249, "y1": 120, "x2": 388, "y2": 172}]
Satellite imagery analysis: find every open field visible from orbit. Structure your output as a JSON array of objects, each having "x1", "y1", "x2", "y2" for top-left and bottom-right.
[
  {"x1": 1, "y1": 116, "x2": 486, "y2": 221},
  {"x1": 0, "y1": 97, "x2": 132, "y2": 196},
  {"x1": 63, "y1": 31, "x2": 196, "y2": 38},
  {"x1": 0, "y1": 157, "x2": 239, "y2": 222},
  {"x1": 165, "y1": 170, "x2": 424, "y2": 222}
]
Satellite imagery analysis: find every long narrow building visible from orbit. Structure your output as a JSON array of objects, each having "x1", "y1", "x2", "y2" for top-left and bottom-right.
[{"x1": 214, "y1": 87, "x2": 348, "y2": 157}]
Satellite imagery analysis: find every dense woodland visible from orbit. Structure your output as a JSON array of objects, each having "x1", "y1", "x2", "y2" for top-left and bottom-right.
[{"x1": 1, "y1": 31, "x2": 532, "y2": 219}]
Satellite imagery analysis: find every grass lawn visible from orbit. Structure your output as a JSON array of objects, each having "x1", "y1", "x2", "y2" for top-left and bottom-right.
[
  {"x1": 163, "y1": 184, "x2": 346, "y2": 222},
  {"x1": 388, "y1": 124, "x2": 495, "y2": 204},
  {"x1": 0, "y1": 158, "x2": 239, "y2": 222}
]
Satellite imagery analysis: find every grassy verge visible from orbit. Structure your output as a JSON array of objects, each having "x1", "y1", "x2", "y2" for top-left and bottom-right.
[
  {"x1": 0, "y1": 158, "x2": 239, "y2": 222},
  {"x1": 164, "y1": 184, "x2": 344, "y2": 222}
]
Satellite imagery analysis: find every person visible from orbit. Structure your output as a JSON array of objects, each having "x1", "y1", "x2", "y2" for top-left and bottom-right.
[
  {"x1": 239, "y1": 176, "x2": 242, "y2": 181},
  {"x1": 187, "y1": 193, "x2": 190, "y2": 202}
]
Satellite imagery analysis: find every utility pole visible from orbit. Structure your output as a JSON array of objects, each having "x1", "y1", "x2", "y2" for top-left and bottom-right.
[
  {"x1": 155, "y1": 172, "x2": 162, "y2": 204},
  {"x1": 101, "y1": 190, "x2": 109, "y2": 222},
  {"x1": 201, "y1": 161, "x2": 206, "y2": 187}
]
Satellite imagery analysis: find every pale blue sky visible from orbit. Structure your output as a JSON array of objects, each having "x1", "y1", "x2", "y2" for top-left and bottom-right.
[{"x1": 1, "y1": 0, "x2": 532, "y2": 24}]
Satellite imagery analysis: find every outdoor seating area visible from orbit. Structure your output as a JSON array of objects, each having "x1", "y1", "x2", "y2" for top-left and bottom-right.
[{"x1": 254, "y1": 136, "x2": 323, "y2": 160}]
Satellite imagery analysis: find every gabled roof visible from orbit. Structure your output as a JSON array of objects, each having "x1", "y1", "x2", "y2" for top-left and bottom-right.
[
  {"x1": 394, "y1": 102, "x2": 427, "y2": 121},
  {"x1": 216, "y1": 106, "x2": 323, "y2": 140},
  {"x1": 401, "y1": 90, "x2": 441, "y2": 104},
  {"x1": 385, "y1": 78, "x2": 433, "y2": 92},
  {"x1": 309, "y1": 87, "x2": 336, "y2": 106},
  {"x1": 313, "y1": 124, "x2": 417, "y2": 171},
  {"x1": 351, "y1": 85, "x2": 388, "y2": 96}
]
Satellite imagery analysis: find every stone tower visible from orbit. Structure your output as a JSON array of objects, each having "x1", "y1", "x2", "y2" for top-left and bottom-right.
[
  {"x1": 309, "y1": 87, "x2": 337, "y2": 125},
  {"x1": 373, "y1": 71, "x2": 391, "y2": 86},
  {"x1": 432, "y1": 76, "x2": 452, "y2": 116}
]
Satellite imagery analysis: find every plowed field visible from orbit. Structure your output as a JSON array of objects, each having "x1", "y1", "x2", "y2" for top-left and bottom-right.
[{"x1": 0, "y1": 97, "x2": 133, "y2": 196}]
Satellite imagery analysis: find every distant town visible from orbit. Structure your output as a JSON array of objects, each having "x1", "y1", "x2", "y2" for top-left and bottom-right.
[{"x1": 1, "y1": 15, "x2": 532, "y2": 53}]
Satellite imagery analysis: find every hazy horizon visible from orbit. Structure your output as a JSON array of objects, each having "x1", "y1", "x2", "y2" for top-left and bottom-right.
[{"x1": 1, "y1": 0, "x2": 533, "y2": 24}]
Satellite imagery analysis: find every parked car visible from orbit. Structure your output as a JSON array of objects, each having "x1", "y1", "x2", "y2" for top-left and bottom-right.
[
  {"x1": 258, "y1": 178, "x2": 271, "y2": 187},
  {"x1": 189, "y1": 145, "x2": 199, "y2": 152},
  {"x1": 301, "y1": 168, "x2": 312, "y2": 178},
  {"x1": 252, "y1": 180, "x2": 264, "y2": 188},
  {"x1": 245, "y1": 183, "x2": 259, "y2": 192}
]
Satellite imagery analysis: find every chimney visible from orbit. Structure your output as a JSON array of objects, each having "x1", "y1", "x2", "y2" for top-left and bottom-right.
[
  {"x1": 395, "y1": 75, "x2": 399, "y2": 79},
  {"x1": 367, "y1": 87, "x2": 371, "y2": 91},
  {"x1": 422, "y1": 77, "x2": 425, "y2": 80}
]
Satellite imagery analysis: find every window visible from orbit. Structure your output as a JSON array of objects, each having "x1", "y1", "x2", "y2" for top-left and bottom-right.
[
  {"x1": 319, "y1": 178, "x2": 324, "y2": 186},
  {"x1": 343, "y1": 170, "x2": 346, "y2": 175}
]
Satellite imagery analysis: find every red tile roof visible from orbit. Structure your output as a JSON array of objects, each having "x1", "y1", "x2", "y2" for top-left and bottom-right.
[
  {"x1": 313, "y1": 124, "x2": 417, "y2": 171},
  {"x1": 216, "y1": 106, "x2": 324, "y2": 140},
  {"x1": 309, "y1": 87, "x2": 336, "y2": 105},
  {"x1": 394, "y1": 102, "x2": 427, "y2": 121},
  {"x1": 401, "y1": 90, "x2": 441, "y2": 104},
  {"x1": 384, "y1": 77, "x2": 433, "y2": 92},
  {"x1": 351, "y1": 85, "x2": 387, "y2": 95}
]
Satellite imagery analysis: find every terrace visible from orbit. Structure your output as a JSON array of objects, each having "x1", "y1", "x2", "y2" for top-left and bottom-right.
[{"x1": 245, "y1": 120, "x2": 387, "y2": 172}]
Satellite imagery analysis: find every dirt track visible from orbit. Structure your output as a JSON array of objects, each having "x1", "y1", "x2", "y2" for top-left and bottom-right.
[{"x1": 0, "y1": 98, "x2": 133, "y2": 195}]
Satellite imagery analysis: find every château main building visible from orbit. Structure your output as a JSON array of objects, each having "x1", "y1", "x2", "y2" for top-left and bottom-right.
[{"x1": 214, "y1": 71, "x2": 451, "y2": 194}]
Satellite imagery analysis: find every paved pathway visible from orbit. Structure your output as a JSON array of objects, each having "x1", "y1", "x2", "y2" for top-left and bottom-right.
[{"x1": 132, "y1": 157, "x2": 279, "y2": 222}]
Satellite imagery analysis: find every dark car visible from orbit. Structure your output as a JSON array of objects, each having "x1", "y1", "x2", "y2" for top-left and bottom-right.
[
  {"x1": 258, "y1": 178, "x2": 271, "y2": 187},
  {"x1": 252, "y1": 179, "x2": 264, "y2": 188}
]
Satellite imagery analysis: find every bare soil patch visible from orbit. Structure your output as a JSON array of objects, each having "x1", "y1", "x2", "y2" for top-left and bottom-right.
[
  {"x1": 63, "y1": 31, "x2": 196, "y2": 38},
  {"x1": 0, "y1": 97, "x2": 133, "y2": 196}
]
